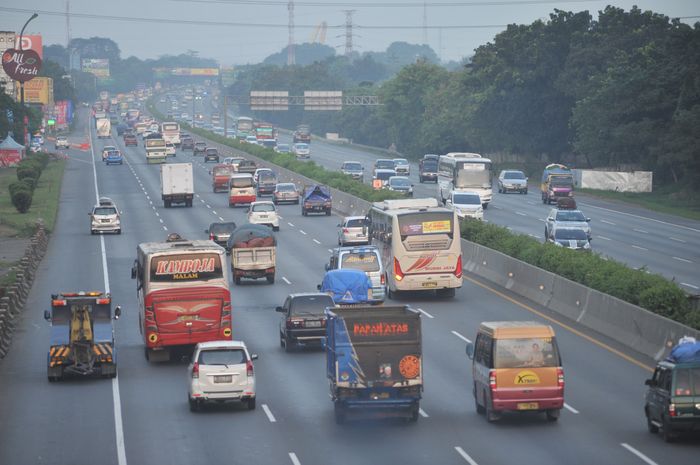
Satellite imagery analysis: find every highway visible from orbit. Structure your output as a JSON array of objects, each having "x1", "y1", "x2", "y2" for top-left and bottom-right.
[{"x1": 1, "y1": 105, "x2": 697, "y2": 465}]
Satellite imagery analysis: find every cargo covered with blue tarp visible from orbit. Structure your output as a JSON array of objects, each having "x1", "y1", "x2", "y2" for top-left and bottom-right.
[
  {"x1": 324, "y1": 305, "x2": 422, "y2": 423},
  {"x1": 319, "y1": 269, "x2": 371, "y2": 305},
  {"x1": 301, "y1": 185, "x2": 332, "y2": 215}
]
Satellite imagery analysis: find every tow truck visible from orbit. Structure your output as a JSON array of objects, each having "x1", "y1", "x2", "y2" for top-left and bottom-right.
[{"x1": 44, "y1": 291, "x2": 121, "y2": 382}]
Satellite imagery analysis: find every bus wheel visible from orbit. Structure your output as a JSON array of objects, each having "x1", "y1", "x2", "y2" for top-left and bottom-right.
[{"x1": 437, "y1": 288, "x2": 456, "y2": 298}]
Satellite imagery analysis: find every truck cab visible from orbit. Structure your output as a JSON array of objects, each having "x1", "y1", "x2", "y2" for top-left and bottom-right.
[{"x1": 44, "y1": 291, "x2": 121, "y2": 381}]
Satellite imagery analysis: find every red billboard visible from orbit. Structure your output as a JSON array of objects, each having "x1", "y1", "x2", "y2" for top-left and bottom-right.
[{"x1": 15, "y1": 34, "x2": 42, "y2": 59}]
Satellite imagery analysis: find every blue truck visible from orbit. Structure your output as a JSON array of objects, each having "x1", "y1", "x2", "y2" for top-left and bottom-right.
[
  {"x1": 325, "y1": 305, "x2": 422, "y2": 424},
  {"x1": 44, "y1": 291, "x2": 121, "y2": 381},
  {"x1": 301, "y1": 184, "x2": 332, "y2": 216}
]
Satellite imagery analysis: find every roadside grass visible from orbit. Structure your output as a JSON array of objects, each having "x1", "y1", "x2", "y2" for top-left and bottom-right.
[
  {"x1": 0, "y1": 159, "x2": 66, "y2": 237},
  {"x1": 577, "y1": 186, "x2": 700, "y2": 221}
]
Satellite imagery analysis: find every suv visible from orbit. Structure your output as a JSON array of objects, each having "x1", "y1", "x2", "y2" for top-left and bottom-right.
[
  {"x1": 204, "y1": 148, "x2": 220, "y2": 163},
  {"x1": 325, "y1": 246, "x2": 385, "y2": 304},
  {"x1": 193, "y1": 142, "x2": 207, "y2": 155},
  {"x1": 55, "y1": 136, "x2": 69, "y2": 150},
  {"x1": 419, "y1": 155, "x2": 439, "y2": 183},
  {"x1": 248, "y1": 201, "x2": 280, "y2": 231},
  {"x1": 545, "y1": 208, "x2": 591, "y2": 241},
  {"x1": 187, "y1": 341, "x2": 258, "y2": 411},
  {"x1": 497, "y1": 170, "x2": 528, "y2": 194},
  {"x1": 90, "y1": 198, "x2": 121, "y2": 234},
  {"x1": 276, "y1": 293, "x2": 335, "y2": 352},
  {"x1": 340, "y1": 161, "x2": 364, "y2": 182},
  {"x1": 645, "y1": 358, "x2": 700, "y2": 442}
]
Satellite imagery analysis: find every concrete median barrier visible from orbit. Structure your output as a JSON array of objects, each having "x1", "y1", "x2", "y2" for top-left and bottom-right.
[{"x1": 547, "y1": 277, "x2": 591, "y2": 323}]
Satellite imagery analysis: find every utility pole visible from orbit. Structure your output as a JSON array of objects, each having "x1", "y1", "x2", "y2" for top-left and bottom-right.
[
  {"x1": 287, "y1": 1, "x2": 295, "y2": 66},
  {"x1": 66, "y1": 0, "x2": 71, "y2": 48},
  {"x1": 19, "y1": 13, "x2": 39, "y2": 146},
  {"x1": 343, "y1": 10, "x2": 356, "y2": 56},
  {"x1": 223, "y1": 95, "x2": 227, "y2": 139},
  {"x1": 422, "y1": 2, "x2": 428, "y2": 46}
]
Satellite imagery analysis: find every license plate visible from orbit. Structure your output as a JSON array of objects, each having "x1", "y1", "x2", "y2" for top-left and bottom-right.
[
  {"x1": 305, "y1": 321, "x2": 322, "y2": 328},
  {"x1": 258, "y1": 215, "x2": 268, "y2": 218},
  {"x1": 422, "y1": 281, "x2": 438, "y2": 288},
  {"x1": 214, "y1": 375, "x2": 232, "y2": 383},
  {"x1": 517, "y1": 402, "x2": 539, "y2": 410}
]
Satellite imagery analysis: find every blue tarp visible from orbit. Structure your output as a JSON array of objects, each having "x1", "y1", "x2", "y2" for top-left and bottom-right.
[
  {"x1": 303, "y1": 185, "x2": 331, "y2": 202},
  {"x1": 667, "y1": 341, "x2": 700, "y2": 363},
  {"x1": 320, "y1": 269, "x2": 370, "y2": 304}
]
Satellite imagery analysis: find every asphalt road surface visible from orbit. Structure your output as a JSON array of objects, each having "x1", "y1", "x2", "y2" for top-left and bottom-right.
[{"x1": 1, "y1": 106, "x2": 698, "y2": 465}]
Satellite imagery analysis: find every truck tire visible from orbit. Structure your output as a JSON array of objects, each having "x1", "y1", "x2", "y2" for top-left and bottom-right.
[
  {"x1": 474, "y1": 384, "x2": 486, "y2": 414},
  {"x1": 334, "y1": 403, "x2": 346, "y2": 425},
  {"x1": 284, "y1": 335, "x2": 294, "y2": 352},
  {"x1": 234, "y1": 276, "x2": 241, "y2": 285},
  {"x1": 546, "y1": 408, "x2": 560, "y2": 422},
  {"x1": 247, "y1": 397, "x2": 256, "y2": 410},
  {"x1": 47, "y1": 366, "x2": 63, "y2": 382},
  {"x1": 486, "y1": 393, "x2": 501, "y2": 423},
  {"x1": 437, "y1": 288, "x2": 456, "y2": 298},
  {"x1": 188, "y1": 396, "x2": 200, "y2": 412},
  {"x1": 326, "y1": 209, "x2": 331, "y2": 216},
  {"x1": 408, "y1": 403, "x2": 420, "y2": 423},
  {"x1": 267, "y1": 274, "x2": 275, "y2": 284},
  {"x1": 302, "y1": 209, "x2": 307, "y2": 216},
  {"x1": 164, "y1": 199, "x2": 171, "y2": 208}
]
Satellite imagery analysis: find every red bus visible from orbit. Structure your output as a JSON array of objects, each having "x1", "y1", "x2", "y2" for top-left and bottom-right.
[{"x1": 132, "y1": 237, "x2": 232, "y2": 362}]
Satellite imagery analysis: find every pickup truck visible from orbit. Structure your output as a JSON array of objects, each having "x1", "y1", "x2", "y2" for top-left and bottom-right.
[
  {"x1": 229, "y1": 224, "x2": 276, "y2": 284},
  {"x1": 318, "y1": 269, "x2": 372, "y2": 305},
  {"x1": 325, "y1": 305, "x2": 422, "y2": 424},
  {"x1": 301, "y1": 185, "x2": 332, "y2": 216}
]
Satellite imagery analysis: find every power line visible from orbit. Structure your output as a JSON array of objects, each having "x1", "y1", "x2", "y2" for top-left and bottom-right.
[{"x1": 171, "y1": 0, "x2": 605, "y2": 7}]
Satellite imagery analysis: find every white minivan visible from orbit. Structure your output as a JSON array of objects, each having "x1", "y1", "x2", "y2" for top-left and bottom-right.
[{"x1": 188, "y1": 340, "x2": 258, "y2": 412}]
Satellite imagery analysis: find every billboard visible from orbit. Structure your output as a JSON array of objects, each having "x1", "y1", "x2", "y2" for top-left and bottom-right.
[
  {"x1": 55, "y1": 100, "x2": 74, "y2": 126},
  {"x1": 15, "y1": 34, "x2": 43, "y2": 59},
  {"x1": 305, "y1": 91, "x2": 343, "y2": 111},
  {"x1": 82, "y1": 58, "x2": 110, "y2": 81},
  {"x1": 250, "y1": 91, "x2": 288, "y2": 111},
  {"x1": 153, "y1": 67, "x2": 219, "y2": 77},
  {"x1": 15, "y1": 76, "x2": 52, "y2": 104}
]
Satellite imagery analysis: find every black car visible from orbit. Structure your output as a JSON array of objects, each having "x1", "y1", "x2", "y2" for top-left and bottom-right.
[
  {"x1": 205, "y1": 222, "x2": 237, "y2": 252},
  {"x1": 276, "y1": 293, "x2": 335, "y2": 352},
  {"x1": 644, "y1": 356, "x2": 700, "y2": 442},
  {"x1": 193, "y1": 142, "x2": 207, "y2": 155},
  {"x1": 419, "y1": 156, "x2": 439, "y2": 183},
  {"x1": 204, "y1": 148, "x2": 220, "y2": 163},
  {"x1": 181, "y1": 137, "x2": 194, "y2": 150}
]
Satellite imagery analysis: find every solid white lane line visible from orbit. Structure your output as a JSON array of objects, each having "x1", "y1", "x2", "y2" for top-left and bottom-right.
[
  {"x1": 419, "y1": 408, "x2": 429, "y2": 418},
  {"x1": 287, "y1": 222, "x2": 295, "y2": 227},
  {"x1": 633, "y1": 228, "x2": 648, "y2": 234},
  {"x1": 313, "y1": 239, "x2": 321, "y2": 244},
  {"x1": 681, "y1": 283, "x2": 699, "y2": 290},
  {"x1": 262, "y1": 404, "x2": 276, "y2": 423},
  {"x1": 669, "y1": 236, "x2": 686, "y2": 243},
  {"x1": 289, "y1": 452, "x2": 301, "y2": 465},
  {"x1": 88, "y1": 129, "x2": 127, "y2": 465},
  {"x1": 632, "y1": 245, "x2": 648, "y2": 251},
  {"x1": 672, "y1": 256, "x2": 692, "y2": 263},
  {"x1": 282, "y1": 277, "x2": 291, "y2": 285},
  {"x1": 620, "y1": 443, "x2": 658, "y2": 465},
  {"x1": 563, "y1": 403, "x2": 579, "y2": 414},
  {"x1": 299, "y1": 230, "x2": 307, "y2": 235},
  {"x1": 579, "y1": 202, "x2": 700, "y2": 233},
  {"x1": 601, "y1": 219, "x2": 616, "y2": 225},
  {"x1": 454, "y1": 447, "x2": 479, "y2": 465},
  {"x1": 417, "y1": 308, "x2": 434, "y2": 319},
  {"x1": 515, "y1": 211, "x2": 527, "y2": 216},
  {"x1": 451, "y1": 331, "x2": 471, "y2": 343},
  {"x1": 597, "y1": 236, "x2": 611, "y2": 241}
]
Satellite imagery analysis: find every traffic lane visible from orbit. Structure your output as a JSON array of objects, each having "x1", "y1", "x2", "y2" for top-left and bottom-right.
[{"x1": 0, "y1": 133, "x2": 119, "y2": 465}]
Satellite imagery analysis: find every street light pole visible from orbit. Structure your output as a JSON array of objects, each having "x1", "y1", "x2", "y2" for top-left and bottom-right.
[{"x1": 18, "y1": 13, "x2": 39, "y2": 146}]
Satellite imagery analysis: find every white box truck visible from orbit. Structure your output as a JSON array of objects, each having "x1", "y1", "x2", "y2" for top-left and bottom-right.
[
  {"x1": 96, "y1": 118, "x2": 111, "y2": 138},
  {"x1": 161, "y1": 163, "x2": 194, "y2": 208}
]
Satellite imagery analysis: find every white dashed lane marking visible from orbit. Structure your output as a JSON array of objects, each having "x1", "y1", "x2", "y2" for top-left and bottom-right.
[
  {"x1": 282, "y1": 277, "x2": 291, "y2": 285},
  {"x1": 563, "y1": 403, "x2": 579, "y2": 414},
  {"x1": 515, "y1": 211, "x2": 526, "y2": 217},
  {"x1": 669, "y1": 237, "x2": 686, "y2": 243},
  {"x1": 262, "y1": 404, "x2": 276, "y2": 423},
  {"x1": 299, "y1": 230, "x2": 307, "y2": 235},
  {"x1": 681, "y1": 283, "x2": 699, "y2": 290},
  {"x1": 620, "y1": 443, "x2": 658, "y2": 465},
  {"x1": 601, "y1": 219, "x2": 616, "y2": 225},
  {"x1": 672, "y1": 256, "x2": 692, "y2": 263},
  {"x1": 419, "y1": 408, "x2": 429, "y2": 418},
  {"x1": 633, "y1": 228, "x2": 648, "y2": 234},
  {"x1": 289, "y1": 452, "x2": 301, "y2": 465},
  {"x1": 631, "y1": 245, "x2": 648, "y2": 251},
  {"x1": 288, "y1": 222, "x2": 295, "y2": 227},
  {"x1": 417, "y1": 308, "x2": 434, "y2": 319},
  {"x1": 597, "y1": 236, "x2": 611, "y2": 241},
  {"x1": 451, "y1": 331, "x2": 471, "y2": 343},
  {"x1": 454, "y1": 447, "x2": 479, "y2": 465},
  {"x1": 313, "y1": 239, "x2": 321, "y2": 244}
]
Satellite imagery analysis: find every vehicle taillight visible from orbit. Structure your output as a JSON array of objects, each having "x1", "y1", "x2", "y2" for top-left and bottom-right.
[
  {"x1": 669, "y1": 403, "x2": 677, "y2": 417},
  {"x1": 246, "y1": 360, "x2": 254, "y2": 377},
  {"x1": 343, "y1": 228, "x2": 349, "y2": 233},
  {"x1": 380, "y1": 274, "x2": 386, "y2": 285},
  {"x1": 209, "y1": 233, "x2": 215, "y2": 240},
  {"x1": 287, "y1": 318, "x2": 303, "y2": 329},
  {"x1": 557, "y1": 367, "x2": 564, "y2": 388},
  {"x1": 489, "y1": 370, "x2": 497, "y2": 390},
  {"x1": 454, "y1": 254, "x2": 463, "y2": 279},
  {"x1": 192, "y1": 362, "x2": 199, "y2": 379},
  {"x1": 394, "y1": 258, "x2": 404, "y2": 281}
]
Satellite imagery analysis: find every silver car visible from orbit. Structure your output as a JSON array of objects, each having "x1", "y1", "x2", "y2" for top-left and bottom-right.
[
  {"x1": 393, "y1": 158, "x2": 410, "y2": 175},
  {"x1": 497, "y1": 170, "x2": 528, "y2": 194},
  {"x1": 545, "y1": 208, "x2": 591, "y2": 240},
  {"x1": 273, "y1": 183, "x2": 300, "y2": 205},
  {"x1": 341, "y1": 161, "x2": 364, "y2": 182},
  {"x1": 337, "y1": 216, "x2": 368, "y2": 246},
  {"x1": 90, "y1": 199, "x2": 121, "y2": 234},
  {"x1": 325, "y1": 246, "x2": 385, "y2": 303}
]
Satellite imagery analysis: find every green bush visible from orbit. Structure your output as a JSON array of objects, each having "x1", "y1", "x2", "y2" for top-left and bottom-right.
[
  {"x1": 10, "y1": 186, "x2": 33, "y2": 213},
  {"x1": 8, "y1": 179, "x2": 35, "y2": 196},
  {"x1": 16, "y1": 165, "x2": 39, "y2": 183},
  {"x1": 460, "y1": 218, "x2": 697, "y2": 329}
]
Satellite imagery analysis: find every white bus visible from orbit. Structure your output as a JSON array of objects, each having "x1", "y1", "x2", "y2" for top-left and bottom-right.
[
  {"x1": 438, "y1": 152, "x2": 493, "y2": 208},
  {"x1": 236, "y1": 117, "x2": 254, "y2": 140},
  {"x1": 161, "y1": 121, "x2": 181, "y2": 146},
  {"x1": 367, "y1": 198, "x2": 462, "y2": 298}
]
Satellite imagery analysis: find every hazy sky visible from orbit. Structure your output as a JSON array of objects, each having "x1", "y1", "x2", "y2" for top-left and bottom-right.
[{"x1": 0, "y1": 1, "x2": 697, "y2": 65}]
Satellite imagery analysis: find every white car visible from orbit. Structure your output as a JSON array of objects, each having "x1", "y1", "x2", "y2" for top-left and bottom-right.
[
  {"x1": 446, "y1": 190, "x2": 484, "y2": 221},
  {"x1": 55, "y1": 136, "x2": 70, "y2": 150},
  {"x1": 292, "y1": 143, "x2": 310, "y2": 159},
  {"x1": 245, "y1": 135, "x2": 259, "y2": 145},
  {"x1": 248, "y1": 201, "x2": 280, "y2": 231},
  {"x1": 165, "y1": 142, "x2": 176, "y2": 157},
  {"x1": 90, "y1": 198, "x2": 121, "y2": 234},
  {"x1": 187, "y1": 340, "x2": 258, "y2": 412},
  {"x1": 337, "y1": 216, "x2": 368, "y2": 246},
  {"x1": 101, "y1": 145, "x2": 117, "y2": 161},
  {"x1": 393, "y1": 158, "x2": 410, "y2": 175}
]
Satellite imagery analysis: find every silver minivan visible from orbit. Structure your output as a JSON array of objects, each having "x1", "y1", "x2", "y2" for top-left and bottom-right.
[{"x1": 325, "y1": 246, "x2": 385, "y2": 303}]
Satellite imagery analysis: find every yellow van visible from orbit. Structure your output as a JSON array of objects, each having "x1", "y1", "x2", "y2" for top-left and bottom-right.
[{"x1": 466, "y1": 321, "x2": 564, "y2": 422}]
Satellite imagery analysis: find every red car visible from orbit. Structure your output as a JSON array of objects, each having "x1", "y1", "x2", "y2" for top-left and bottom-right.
[{"x1": 124, "y1": 134, "x2": 137, "y2": 147}]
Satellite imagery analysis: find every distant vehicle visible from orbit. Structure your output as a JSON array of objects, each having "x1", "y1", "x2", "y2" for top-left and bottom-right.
[
  {"x1": 292, "y1": 124, "x2": 311, "y2": 144},
  {"x1": 236, "y1": 116, "x2": 254, "y2": 140},
  {"x1": 105, "y1": 149, "x2": 124, "y2": 166},
  {"x1": 228, "y1": 173, "x2": 256, "y2": 207},
  {"x1": 325, "y1": 245, "x2": 385, "y2": 303},
  {"x1": 292, "y1": 143, "x2": 310, "y2": 159},
  {"x1": 204, "y1": 148, "x2": 220, "y2": 163},
  {"x1": 337, "y1": 216, "x2": 369, "y2": 246},
  {"x1": 228, "y1": 224, "x2": 276, "y2": 284},
  {"x1": 374, "y1": 158, "x2": 395, "y2": 173},
  {"x1": 211, "y1": 164, "x2": 235, "y2": 193},
  {"x1": 446, "y1": 190, "x2": 483, "y2": 221},
  {"x1": 145, "y1": 137, "x2": 167, "y2": 164},
  {"x1": 273, "y1": 183, "x2": 300, "y2": 205},
  {"x1": 541, "y1": 164, "x2": 574, "y2": 204},
  {"x1": 96, "y1": 118, "x2": 111, "y2": 138},
  {"x1": 55, "y1": 136, "x2": 69, "y2": 150},
  {"x1": 245, "y1": 135, "x2": 259, "y2": 145},
  {"x1": 318, "y1": 269, "x2": 373, "y2": 306},
  {"x1": 124, "y1": 134, "x2": 137, "y2": 146},
  {"x1": 438, "y1": 152, "x2": 493, "y2": 208},
  {"x1": 497, "y1": 170, "x2": 528, "y2": 194},
  {"x1": 115, "y1": 124, "x2": 127, "y2": 136},
  {"x1": 301, "y1": 185, "x2": 331, "y2": 216},
  {"x1": 545, "y1": 207, "x2": 591, "y2": 241},
  {"x1": 205, "y1": 221, "x2": 237, "y2": 252},
  {"x1": 90, "y1": 200, "x2": 121, "y2": 234},
  {"x1": 102, "y1": 145, "x2": 117, "y2": 161},
  {"x1": 253, "y1": 168, "x2": 274, "y2": 185},
  {"x1": 340, "y1": 161, "x2": 364, "y2": 182},
  {"x1": 260, "y1": 139, "x2": 277, "y2": 149},
  {"x1": 247, "y1": 201, "x2": 280, "y2": 231},
  {"x1": 274, "y1": 144, "x2": 291, "y2": 154},
  {"x1": 393, "y1": 158, "x2": 410, "y2": 175},
  {"x1": 256, "y1": 171, "x2": 277, "y2": 197},
  {"x1": 237, "y1": 160, "x2": 257, "y2": 174},
  {"x1": 165, "y1": 142, "x2": 176, "y2": 157},
  {"x1": 546, "y1": 227, "x2": 591, "y2": 251},
  {"x1": 161, "y1": 121, "x2": 181, "y2": 146},
  {"x1": 223, "y1": 156, "x2": 245, "y2": 171},
  {"x1": 276, "y1": 293, "x2": 335, "y2": 352},
  {"x1": 419, "y1": 155, "x2": 439, "y2": 183},
  {"x1": 187, "y1": 340, "x2": 257, "y2": 412},
  {"x1": 387, "y1": 176, "x2": 413, "y2": 197},
  {"x1": 161, "y1": 163, "x2": 194, "y2": 208},
  {"x1": 193, "y1": 142, "x2": 207, "y2": 155},
  {"x1": 372, "y1": 169, "x2": 396, "y2": 189}
]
